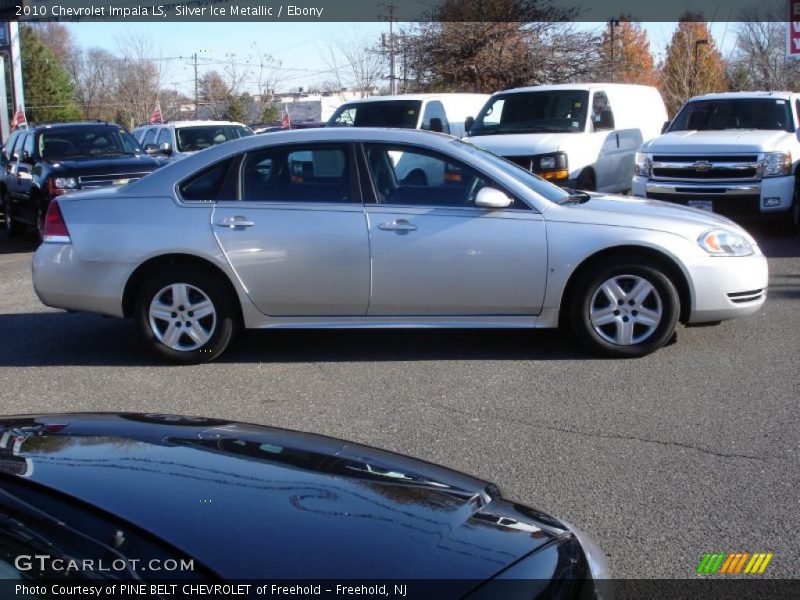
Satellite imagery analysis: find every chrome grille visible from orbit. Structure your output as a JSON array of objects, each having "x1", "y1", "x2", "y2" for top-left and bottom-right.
[
  {"x1": 650, "y1": 155, "x2": 762, "y2": 182},
  {"x1": 78, "y1": 172, "x2": 151, "y2": 189}
]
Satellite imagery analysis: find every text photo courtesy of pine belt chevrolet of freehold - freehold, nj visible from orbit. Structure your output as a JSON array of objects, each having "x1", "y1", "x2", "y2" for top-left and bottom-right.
[{"x1": 0, "y1": 1, "x2": 798, "y2": 599}]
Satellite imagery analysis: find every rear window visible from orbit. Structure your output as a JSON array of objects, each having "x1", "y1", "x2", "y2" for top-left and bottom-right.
[
  {"x1": 38, "y1": 127, "x2": 143, "y2": 159},
  {"x1": 328, "y1": 100, "x2": 422, "y2": 128},
  {"x1": 175, "y1": 125, "x2": 252, "y2": 153},
  {"x1": 669, "y1": 99, "x2": 794, "y2": 132}
]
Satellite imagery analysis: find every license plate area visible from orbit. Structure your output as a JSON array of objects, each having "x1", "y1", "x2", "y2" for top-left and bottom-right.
[{"x1": 687, "y1": 200, "x2": 713, "y2": 212}]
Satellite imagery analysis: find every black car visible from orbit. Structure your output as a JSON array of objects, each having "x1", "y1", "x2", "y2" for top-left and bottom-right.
[
  {"x1": 1, "y1": 123, "x2": 164, "y2": 239},
  {"x1": 0, "y1": 413, "x2": 608, "y2": 598}
]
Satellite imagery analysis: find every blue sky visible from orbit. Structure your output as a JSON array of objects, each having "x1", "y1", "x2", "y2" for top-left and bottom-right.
[{"x1": 65, "y1": 21, "x2": 738, "y2": 97}]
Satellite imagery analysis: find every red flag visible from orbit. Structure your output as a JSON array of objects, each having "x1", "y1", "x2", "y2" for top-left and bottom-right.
[
  {"x1": 10, "y1": 109, "x2": 26, "y2": 129},
  {"x1": 281, "y1": 106, "x2": 291, "y2": 129},
  {"x1": 149, "y1": 101, "x2": 163, "y2": 124}
]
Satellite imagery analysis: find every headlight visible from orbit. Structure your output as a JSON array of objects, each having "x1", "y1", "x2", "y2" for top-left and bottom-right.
[
  {"x1": 536, "y1": 152, "x2": 567, "y2": 171},
  {"x1": 539, "y1": 156, "x2": 556, "y2": 170},
  {"x1": 634, "y1": 152, "x2": 651, "y2": 176},
  {"x1": 54, "y1": 177, "x2": 77, "y2": 189},
  {"x1": 762, "y1": 151, "x2": 791, "y2": 177},
  {"x1": 697, "y1": 229, "x2": 754, "y2": 256}
]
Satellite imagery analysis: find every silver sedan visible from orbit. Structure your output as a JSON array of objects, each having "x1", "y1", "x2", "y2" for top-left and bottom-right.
[{"x1": 32, "y1": 128, "x2": 768, "y2": 363}]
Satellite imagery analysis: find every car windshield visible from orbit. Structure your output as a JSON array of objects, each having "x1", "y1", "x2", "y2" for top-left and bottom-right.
[
  {"x1": 669, "y1": 99, "x2": 794, "y2": 132},
  {"x1": 470, "y1": 90, "x2": 589, "y2": 135},
  {"x1": 327, "y1": 100, "x2": 422, "y2": 128},
  {"x1": 175, "y1": 125, "x2": 253, "y2": 152},
  {"x1": 38, "y1": 127, "x2": 144, "y2": 159},
  {"x1": 452, "y1": 139, "x2": 570, "y2": 204}
]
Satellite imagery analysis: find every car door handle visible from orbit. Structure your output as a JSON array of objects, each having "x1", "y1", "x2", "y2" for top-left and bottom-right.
[
  {"x1": 216, "y1": 216, "x2": 255, "y2": 228},
  {"x1": 378, "y1": 219, "x2": 417, "y2": 232}
]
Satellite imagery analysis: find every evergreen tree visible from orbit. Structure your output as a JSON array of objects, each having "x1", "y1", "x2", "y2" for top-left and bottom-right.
[
  {"x1": 20, "y1": 25, "x2": 80, "y2": 123},
  {"x1": 600, "y1": 19, "x2": 659, "y2": 87}
]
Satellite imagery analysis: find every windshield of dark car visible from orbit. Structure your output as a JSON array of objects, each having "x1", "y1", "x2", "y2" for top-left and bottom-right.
[
  {"x1": 175, "y1": 125, "x2": 253, "y2": 152},
  {"x1": 452, "y1": 139, "x2": 570, "y2": 204},
  {"x1": 38, "y1": 127, "x2": 144, "y2": 159},
  {"x1": 327, "y1": 100, "x2": 422, "y2": 128},
  {"x1": 469, "y1": 90, "x2": 589, "y2": 135},
  {"x1": 669, "y1": 98, "x2": 794, "y2": 132}
]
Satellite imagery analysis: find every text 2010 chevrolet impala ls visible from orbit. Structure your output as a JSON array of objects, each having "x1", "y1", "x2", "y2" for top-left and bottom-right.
[{"x1": 32, "y1": 128, "x2": 768, "y2": 363}]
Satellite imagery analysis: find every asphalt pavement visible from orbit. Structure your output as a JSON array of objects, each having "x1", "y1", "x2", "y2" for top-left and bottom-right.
[{"x1": 0, "y1": 224, "x2": 797, "y2": 579}]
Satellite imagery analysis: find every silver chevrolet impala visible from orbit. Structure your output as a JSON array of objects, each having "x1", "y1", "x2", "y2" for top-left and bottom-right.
[{"x1": 32, "y1": 128, "x2": 768, "y2": 363}]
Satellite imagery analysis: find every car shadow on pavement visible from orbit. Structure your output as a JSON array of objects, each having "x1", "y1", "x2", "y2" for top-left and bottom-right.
[{"x1": 0, "y1": 311, "x2": 588, "y2": 367}]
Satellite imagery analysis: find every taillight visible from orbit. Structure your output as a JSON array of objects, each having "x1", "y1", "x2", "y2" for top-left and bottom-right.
[{"x1": 42, "y1": 200, "x2": 71, "y2": 243}]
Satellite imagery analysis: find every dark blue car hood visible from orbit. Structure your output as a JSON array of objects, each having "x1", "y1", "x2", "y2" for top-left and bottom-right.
[{"x1": 0, "y1": 414, "x2": 567, "y2": 581}]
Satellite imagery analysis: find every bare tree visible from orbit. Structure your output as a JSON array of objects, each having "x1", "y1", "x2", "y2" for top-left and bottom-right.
[
  {"x1": 321, "y1": 32, "x2": 383, "y2": 97},
  {"x1": 73, "y1": 47, "x2": 119, "y2": 121},
  {"x1": 198, "y1": 70, "x2": 231, "y2": 119},
  {"x1": 113, "y1": 31, "x2": 164, "y2": 127},
  {"x1": 729, "y1": 1, "x2": 800, "y2": 91}
]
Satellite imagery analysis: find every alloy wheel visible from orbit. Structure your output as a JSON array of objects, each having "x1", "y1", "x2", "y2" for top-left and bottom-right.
[
  {"x1": 148, "y1": 283, "x2": 217, "y2": 351},
  {"x1": 589, "y1": 274, "x2": 663, "y2": 346}
]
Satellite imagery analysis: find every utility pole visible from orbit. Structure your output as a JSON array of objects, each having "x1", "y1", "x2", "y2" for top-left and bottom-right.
[
  {"x1": 379, "y1": 3, "x2": 399, "y2": 95},
  {"x1": 193, "y1": 53, "x2": 199, "y2": 119},
  {"x1": 608, "y1": 18, "x2": 619, "y2": 82}
]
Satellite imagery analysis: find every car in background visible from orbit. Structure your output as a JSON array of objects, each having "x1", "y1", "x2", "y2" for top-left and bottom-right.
[
  {"x1": 633, "y1": 91, "x2": 800, "y2": 234},
  {"x1": 465, "y1": 84, "x2": 667, "y2": 193},
  {"x1": 1, "y1": 122, "x2": 163, "y2": 238},
  {"x1": 133, "y1": 120, "x2": 253, "y2": 162},
  {"x1": 327, "y1": 93, "x2": 489, "y2": 138},
  {"x1": 32, "y1": 128, "x2": 767, "y2": 363},
  {"x1": 0, "y1": 412, "x2": 610, "y2": 594}
]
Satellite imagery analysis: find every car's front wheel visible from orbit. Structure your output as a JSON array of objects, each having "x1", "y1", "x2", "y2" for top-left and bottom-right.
[
  {"x1": 2, "y1": 191, "x2": 25, "y2": 237},
  {"x1": 134, "y1": 267, "x2": 238, "y2": 364},
  {"x1": 569, "y1": 259, "x2": 680, "y2": 358}
]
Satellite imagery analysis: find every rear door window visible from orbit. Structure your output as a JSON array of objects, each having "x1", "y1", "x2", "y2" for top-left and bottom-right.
[{"x1": 179, "y1": 158, "x2": 235, "y2": 201}]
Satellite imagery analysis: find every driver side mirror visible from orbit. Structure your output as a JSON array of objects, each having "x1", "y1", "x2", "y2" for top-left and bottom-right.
[
  {"x1": 144, "y1": 143, "x2": 159, "y2": 155},
  {"x1": 158, "y1": 142, "x2": 173, "y2": 156},
  {"x1": 661, "y1": 120, "x2": 671, "y2": 134},
  {"x1": 475, "y1": 187, "x2": 514, "y2": 209},
  {"x1": 464, "y1": 116, "x2": 475, "y2": 134}
]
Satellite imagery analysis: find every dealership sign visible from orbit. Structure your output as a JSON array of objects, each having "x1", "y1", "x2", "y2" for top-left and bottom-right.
[{"x1": 789, "y1": 0, "x2": 800, "y2": 58}]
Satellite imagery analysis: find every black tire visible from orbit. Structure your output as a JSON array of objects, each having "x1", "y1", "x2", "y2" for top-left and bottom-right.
[
  {"x1": 134, "y1": 266, "x2": 238, "y2": 364},
  {"x1": 569, "y1": 258, "x2": 680, "y2": 358},
  {"x1": 2, "y1": 191, "x2": 25, "y2": 237},
  {"x1": 778, "y1": 192, "x2": 799, "y2": 236},
  {"x1": 575, "y1": 169, "x2": 595, "y2": 192}
]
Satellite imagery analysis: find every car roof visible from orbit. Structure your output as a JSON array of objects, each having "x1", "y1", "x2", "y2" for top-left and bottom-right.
[
  {"x1": 153, "y1": 120, "x2": 248, "y2": 127},
  {"x1": 30, "y1": 122, "x2": 122, "y2": 131},
  {"x1": 339, "y1": 94, "x2": 489, "y2": 105},
  {"x1": 496, "y1": 83, "x2": 657, "y2": 95},
  {"x1": 688, "y1": 91, "x2": 796, "y2": 101}
]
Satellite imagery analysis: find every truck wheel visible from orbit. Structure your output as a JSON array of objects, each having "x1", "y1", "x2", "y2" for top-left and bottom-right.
[
  {"x1": 134, "y1": 266, "x2": 238, "y2": 364},
  {"x1": 569, "y1": 258, "x2": 680, "y2": 358},
  {"x1": 576, "y1": 170, "x2": 595, "y2": 192},
  {"x1": 779, "y1": 193, "x2": 800, "y2": 236},
  {"x1": 3, "y1": 191, "x2": 25, "y2": 237}
]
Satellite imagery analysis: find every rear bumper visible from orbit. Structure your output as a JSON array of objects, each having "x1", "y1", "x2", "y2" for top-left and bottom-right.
[
  {"x1": 32, "y1": 243, "x2": 127, "y2": 317},
  {"x1": 687, "y1": 253, "x2": 768, "y2": 323},
  {"x1": 631, "y1": 175, "x2": 794, "y2": 217}
]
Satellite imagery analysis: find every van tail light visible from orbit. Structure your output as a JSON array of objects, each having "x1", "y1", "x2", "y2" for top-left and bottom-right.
[{"x1": 42, "y1": 200, "x2": 71, "y2": 243}]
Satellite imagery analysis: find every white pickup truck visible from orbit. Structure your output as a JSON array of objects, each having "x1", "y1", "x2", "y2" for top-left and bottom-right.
[{"x1": 632, "y1": 91, "x2": 800, "y2": 234}]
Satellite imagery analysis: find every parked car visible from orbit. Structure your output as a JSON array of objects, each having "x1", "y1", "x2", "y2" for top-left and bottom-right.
[
  {"x1": 32, "y1": 128, "x2": 767, "y2": 363},
  {"x1": 133, "y1": 120, "x2": 253, "y2": 162},
  {"x1": 1, "y1": 122, "x2": 163, "y2": 238},
  {"x1": 464, "y1": 84, "x2": 668, "y2": 192},
  {"x1": 0, "y1": 412, "x2": 609, "y2": 593},
  {"x1": 632, "y1": 91, "x2": 800, "y2": 234},
  {"x1": 327, "y1": 93, "x2": 489, "y2": 138}
]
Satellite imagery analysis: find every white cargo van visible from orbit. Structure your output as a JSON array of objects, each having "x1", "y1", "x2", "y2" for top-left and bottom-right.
[
  {"x1": 464, "y1": 83, "x2": 667, "y2": 193},
  {"x1": 327, "y1": 94, "x2": 489, "y2": 185},
  {"x1": 327, "y1": 94, "x2": 490, "y2": 138}
]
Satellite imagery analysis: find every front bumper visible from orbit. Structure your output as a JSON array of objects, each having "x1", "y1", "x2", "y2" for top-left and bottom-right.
[
  {"x1": 32, "y1": 243, "x2": 128, "y2": 317},
  {"x1": 687, "y1": 252, "x2": 768, "y2": 323},
  {"x1": 631, "y1": 175, "x2": 794, "y2": 218}
]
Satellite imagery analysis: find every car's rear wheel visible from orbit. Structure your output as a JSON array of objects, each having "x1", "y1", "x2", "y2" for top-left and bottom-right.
[
  {"x1": 2, "y1": 191, "x2": 25, "y2": 237},
  {"x1": 134, "y1": 267, "x2": 237, "y2": 364},
  {"x1": 569, "y1": 259, "x2": 680, "y2": 358}
]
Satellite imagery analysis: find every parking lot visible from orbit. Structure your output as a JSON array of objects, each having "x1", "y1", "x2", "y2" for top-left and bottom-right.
[{"x1": 0, "y1": 224, "x2": 797, "y2": 579}]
